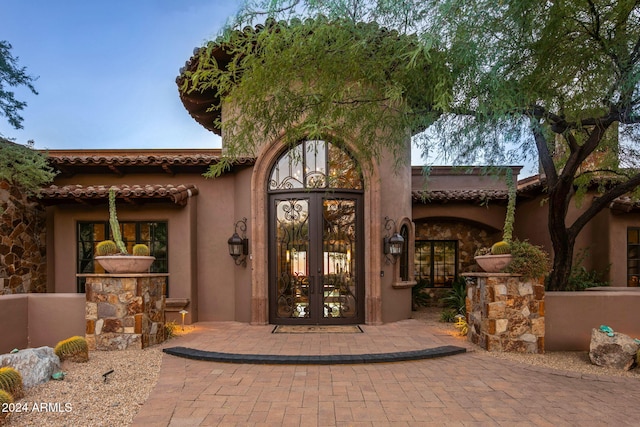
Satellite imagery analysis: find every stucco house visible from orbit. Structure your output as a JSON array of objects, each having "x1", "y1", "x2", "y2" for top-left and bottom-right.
[{"x1": 5, "y1": 24, "x2": 640, "y2": 330}]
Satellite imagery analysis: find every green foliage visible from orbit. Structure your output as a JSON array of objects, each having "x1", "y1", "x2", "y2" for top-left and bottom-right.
[
  {"x1": 0, "y1": 139, "x2": 56, "y2": 195},
  {"x1": 504, "y1": 240, "x2": 550, "y2": 280},
  {"x1": 411, "y1": 278, "x2": 431, "y2": 310},
  {"x1": 0, "y1": 41, "x2": 38, "y2": 131},
  {"x1": 222, "y1": 0, "x2": 640, "y2": 291},
  {"x1": 439, "y1": 308, "x2": 457, "y2": 323},
  {"x1": 108, "y1": 189, "x2": 128, "y2": 254},
  {"x1": 490, "y1": 241, "x2": 511, "y2": 255},
  {"x1": 132, "y1": 244, "x2": 150, "y2": 256},
  {"x1": 164, "y1": 321, "x2": 179, "y2": 339},
  {"x1": 441, "y1": 277, "x2": 467, "y2": 316},
  {"x1": 565, "y1": 249, "x2": 610, "y2": 291},
  {"x1": 54, "y1": 336, "x2": 89, "y2": 363},
  {"x1": 181, "y1": 16, "x2": 450, "y2": 177},
  {"x1": 0, "y1": 367, "x2": 23, "y2": 399},
  {"x1": 95, "y1": 240, "x2": 117, "y2": 256}
]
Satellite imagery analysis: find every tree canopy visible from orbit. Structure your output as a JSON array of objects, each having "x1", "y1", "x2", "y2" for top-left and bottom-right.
[
  {"x1": 0, "y1": 138, "x2": 56, "y2": 195},
  {"x1": 0, "y1": 41, "x2": 37, "y2": 131},
  {"x1": 179, "y1": 14, "x2": 450, "y2": 176},
  {"x1": 183, "y1": 0, "x2": 640, "y2": 290}
]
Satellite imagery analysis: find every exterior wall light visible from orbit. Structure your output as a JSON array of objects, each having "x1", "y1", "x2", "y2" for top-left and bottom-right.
[
  {"x1": 228, "y1": 217, "x2": 249, "y2": 267},
  {"x1": 383, "y1": 216, "x2": 404, "y2": 264}
]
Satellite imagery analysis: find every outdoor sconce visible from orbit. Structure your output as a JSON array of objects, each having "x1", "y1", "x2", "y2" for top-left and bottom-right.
[
  {"x1": 228, "y1": 217, "x2": 249, "y2": 267},
  {"x1": 383, "y1": 216, "x2": 404, "y2": 264}
]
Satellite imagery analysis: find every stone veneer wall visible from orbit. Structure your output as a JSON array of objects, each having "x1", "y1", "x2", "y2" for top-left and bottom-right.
[
  {"x1": 0, "y1": 181, "x2": 47, "y2": 294},
  {"x1": 465, "y1": 273, "x2": 545, "y2": 353},
  {"x1": 85, "y1": 274, "x2": 166, "y2": 350},
  {"x1": 415, "y1": 220, "x2": 501, "y2": 274}
]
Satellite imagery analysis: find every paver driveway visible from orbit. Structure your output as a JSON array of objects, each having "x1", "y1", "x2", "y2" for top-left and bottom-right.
[{"x1": 133, "y1": 320, "x2": 640, "y2": 426}]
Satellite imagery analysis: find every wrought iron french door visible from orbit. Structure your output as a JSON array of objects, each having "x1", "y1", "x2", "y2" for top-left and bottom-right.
[{"x1": 270, "y1": 193, "x2": 363, "y2": 324}]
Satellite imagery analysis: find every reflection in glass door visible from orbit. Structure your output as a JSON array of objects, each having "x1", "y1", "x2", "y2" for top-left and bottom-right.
[
  {"x1": 271, "y1": 194, "x2": 362, "y2": 324},
  {"x1": 274, "y1": 198, "x2": 311, "y2": 319}
]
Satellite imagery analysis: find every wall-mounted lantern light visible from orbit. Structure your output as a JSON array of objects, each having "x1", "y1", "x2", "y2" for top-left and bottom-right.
[
  {"x1": 228, "y1": 217, "x2": 249, "y2": 267},
  {"x1": 383, "y1": 216, "x2": 404, "y2": 264}
]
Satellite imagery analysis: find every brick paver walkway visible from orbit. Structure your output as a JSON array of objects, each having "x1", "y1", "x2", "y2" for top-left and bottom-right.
[{"x1": 133, "y1": 320, "x2": 640, "y2": 426}]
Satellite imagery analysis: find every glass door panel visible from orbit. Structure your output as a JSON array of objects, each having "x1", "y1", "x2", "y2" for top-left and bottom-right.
[
  {"x1": 322, "y1": 199, "x2": 358, "y2": 319},
  {"x1": 275, "y1": 199, "x2": 311, "y2": 319}
]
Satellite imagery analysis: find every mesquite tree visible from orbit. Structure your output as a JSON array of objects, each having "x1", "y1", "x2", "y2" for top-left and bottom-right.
[{"x1": 194, "y1": 0, "x2": 640, "y2": 290}]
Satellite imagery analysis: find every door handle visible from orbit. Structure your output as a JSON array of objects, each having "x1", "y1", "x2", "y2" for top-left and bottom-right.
[{"x1": 308, "y1": 276, "x2": 314, "y2": 294}]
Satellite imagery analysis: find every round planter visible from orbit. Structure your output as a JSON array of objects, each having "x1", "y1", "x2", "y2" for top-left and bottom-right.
[
  {"x1": 95, "y1": 255, "x2": 155, "y2": 274},
  {"x1": 474, "y1": 254, "x2": 513, "y2": 273}
]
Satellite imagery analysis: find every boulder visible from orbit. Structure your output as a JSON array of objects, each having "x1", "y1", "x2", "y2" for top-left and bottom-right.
[
  {"x1": 0, "y1": 347, "x2": 61, "y2": 388},
  {"x1": 589, "y1": 328, "x2": 640, "y2": 370}
]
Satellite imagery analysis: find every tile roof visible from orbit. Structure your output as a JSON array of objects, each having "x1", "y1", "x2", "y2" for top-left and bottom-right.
[
  {"x1": 45, "y1": 150, "x2": 255, "y2": 176},
  {"x1": 412, "y1": 189, "x2": 509, "y2": 204},
  {"x1": 39, "y1": 184, "x2": 198, "y2": 206}
]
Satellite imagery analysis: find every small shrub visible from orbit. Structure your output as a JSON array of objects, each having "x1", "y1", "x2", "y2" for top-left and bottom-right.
[
  {"x1": 441, "y1": 277, "x2": 467, "y2": 316},
  {"x1": 165, "y1": 321, "x2": 179, "y2": 339},
  {"x1": 504, "y1": 239, "x2": 550, "y2": 280},
  {"x1": 0, "y1": 367, "x2": 23, "y2": 399},
  {"x1": 54, "y1": 336, "x2": 89, "y2": 363},
  {"x1": 411, "y1": 278, "x2": 431, "y2": 311},
  {"x1": 96, "y1": 240, "x2": 117, "y2": 256},
  {"x1": 132, "y1": 244, "x2": 150, "y2": 256},
  {"x1": 440, "y1": 308, "x2": 458, "y2": 323},
  {"x1": 565, "y1": 249, "x2": 609, "y2": 291}
]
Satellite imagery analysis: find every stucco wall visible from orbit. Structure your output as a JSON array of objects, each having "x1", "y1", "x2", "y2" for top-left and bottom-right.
[
  {"x1": 0, "y1": 181, "x2": 47, "y2": 294},
  {"x1": 546, "y1": 290, "x2": 640, "y2": 351},
  {"x1": 0, "y1": 293, "x2": 84, "y2": 354}
]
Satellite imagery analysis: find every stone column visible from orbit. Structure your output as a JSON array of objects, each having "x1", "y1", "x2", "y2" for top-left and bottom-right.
[
  {"x1": 84, "y1": 274, "x2": 167, "y2": 350},
  {"x1": 465, "y1": 273, "x2": 545, "y2": 353}
]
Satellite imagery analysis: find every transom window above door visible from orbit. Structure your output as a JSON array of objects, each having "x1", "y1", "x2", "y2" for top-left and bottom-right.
[{"x1": 268, "y1": 140, "x2": 363, "y2": 191}]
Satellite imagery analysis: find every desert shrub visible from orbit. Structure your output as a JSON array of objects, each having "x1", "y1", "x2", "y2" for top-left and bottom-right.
[
  {"x1": 565, "y1": 249, "x2": 609, "y2": 291},
  {"x1": 440, "y1": 308, "x2": 458, "y2": 323},
  {"x1": 411, "y1": 278, "x2": 431, "y2": 310},
  {"x1": 504, "y1": 240, "x2": 550, "y2": 280},
  {"x1": 441, "y1": 277, "x2": 467, "y2": 316}
]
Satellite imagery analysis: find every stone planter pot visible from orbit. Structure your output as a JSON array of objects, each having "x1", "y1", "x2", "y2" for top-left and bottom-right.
[
  {"x1": 95, "y1": 255, "x2": 155, "y2": 274},
  {"x1": 474, "y1": 254, "x2": 513, "y2": 273}
]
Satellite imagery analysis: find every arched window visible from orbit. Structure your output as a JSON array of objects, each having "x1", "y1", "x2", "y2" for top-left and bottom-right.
[
  {"x1": 399, "y1": 224, "x2": 410, "y2": 281},
  {"x1": 269, "y1": 140, "x2": 363, "y2": 191}
]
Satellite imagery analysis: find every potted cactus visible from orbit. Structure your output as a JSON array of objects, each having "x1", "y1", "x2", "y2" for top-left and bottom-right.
[
  {"x1": 94, "y1": 189, "x2": 155, "y2": 274},
  {"x1": 474, "y1": 171, "x2": 515, "y2": 273}
]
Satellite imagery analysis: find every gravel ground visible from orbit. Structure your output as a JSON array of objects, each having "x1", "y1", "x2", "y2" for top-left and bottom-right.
[
  {"x1": 4, "y1": 347, "x2": 162, "y2": 427},
  {"x1": 4, "y1": 308, "x2": 638, "y2": 426}
]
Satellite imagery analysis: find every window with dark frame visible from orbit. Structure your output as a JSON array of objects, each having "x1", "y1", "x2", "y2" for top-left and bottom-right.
[
  {"x1": 628, "y1": 228, "x2": 640, "y2": 287},
  {"x1": 399, "y1": 225, "x2": 410, "y2": 281},
  {"x1": 414, "y1": 240, "x2": 458, "y2": 287},
  {"x1": 77, "y1": 221, "x2": 168, "y2": 293}
]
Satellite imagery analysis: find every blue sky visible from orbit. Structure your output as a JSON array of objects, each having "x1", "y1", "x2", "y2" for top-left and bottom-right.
[
  {"x1": 1, "y1": 1, "x2": 243, "y2": 150},
  {"x1": 1, "y1": 1, "x2": 534, "y2": 174}
]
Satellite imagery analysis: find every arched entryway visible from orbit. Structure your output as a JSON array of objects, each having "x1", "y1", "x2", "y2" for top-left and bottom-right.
[{"x1": 268, "y1": 140, "x2": 364, "y2": 324}]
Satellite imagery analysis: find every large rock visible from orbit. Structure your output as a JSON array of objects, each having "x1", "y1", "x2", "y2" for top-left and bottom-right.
[
  {"x1": 0, "y1": 347, "x2": 61, "y2": 388},
  {"x1": 589, "y1": 328, "x2": 640, "y2": 370}
]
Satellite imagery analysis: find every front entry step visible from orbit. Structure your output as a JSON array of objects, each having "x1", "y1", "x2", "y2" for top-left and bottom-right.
[{"x1": 163, "y1": 345, "x2": 467, "y2": 364}]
